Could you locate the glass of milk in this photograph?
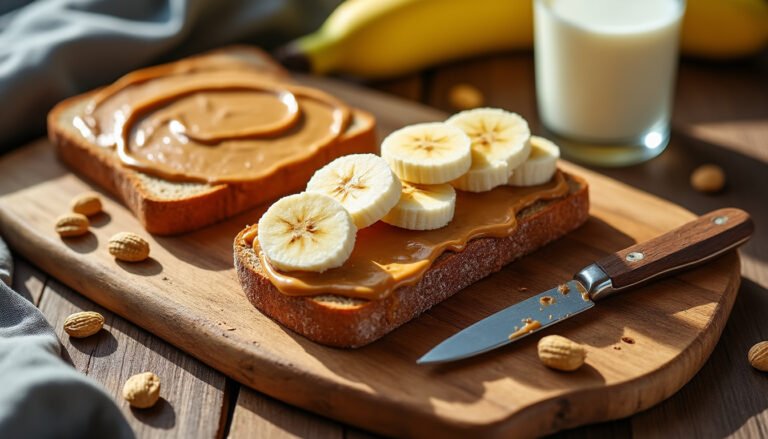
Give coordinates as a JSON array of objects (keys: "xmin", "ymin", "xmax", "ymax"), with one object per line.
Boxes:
[{"xmin": 534, "ymin": 0, "xmax": 685, "ymax": 166}]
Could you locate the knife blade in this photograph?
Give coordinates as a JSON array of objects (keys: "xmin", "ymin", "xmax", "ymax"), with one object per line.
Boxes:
[{"xmin": 417, "ymin": 208, "xmax": 753, "ymax": 365}]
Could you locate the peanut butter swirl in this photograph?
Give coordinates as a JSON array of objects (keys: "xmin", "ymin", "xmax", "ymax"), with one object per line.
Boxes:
[
  {"xmin": 250, "ymin": 171, "xmax": 571, "ymax": 301},
  {"xmin": 71, "ymin": 56, "xmax": 352, "ymax": 184}
]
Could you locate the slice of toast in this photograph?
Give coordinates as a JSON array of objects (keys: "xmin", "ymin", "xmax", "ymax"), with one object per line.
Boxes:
[
  {"xmin": 234, "ymin": 172, "xmax": 589, "ymax": 348},
  {"xmin": 47, "ymin": 47, "xmax": 377, "ymax": 235}
]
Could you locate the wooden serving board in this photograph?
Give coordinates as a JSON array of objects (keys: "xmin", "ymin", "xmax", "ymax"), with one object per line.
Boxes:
[{"xmin": 0, "ymin": 76, "xmax": 741, "ymax": 438}]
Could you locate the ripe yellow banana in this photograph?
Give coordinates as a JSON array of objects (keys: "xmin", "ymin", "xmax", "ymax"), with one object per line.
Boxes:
[
  {"xmin": 278, "ymin": 0, "xmax": 533, "ymax": 79},
  {"xmin": 681, "ymin": 0, "xmax": 768, "ymax": 59},
  {"xmin": 278, "ymin": 0, "xmax": 768, "ymax": 79}
]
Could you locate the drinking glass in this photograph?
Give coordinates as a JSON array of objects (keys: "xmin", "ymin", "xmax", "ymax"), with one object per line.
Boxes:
[{"xmin": 534, "ymin": 0, "xmax": 686, "ymax": 166}]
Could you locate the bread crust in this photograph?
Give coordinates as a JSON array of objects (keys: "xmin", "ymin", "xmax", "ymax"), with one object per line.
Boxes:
[
  {"xmin": 234, "ymin": 173, "xmax": 589, "ymax": 347},
  {"xmin": 47, "ymin": 47, "xmax": 377, "ymax": 235}
]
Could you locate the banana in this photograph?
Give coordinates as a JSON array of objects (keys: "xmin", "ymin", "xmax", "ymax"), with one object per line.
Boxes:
[
  {"xmin": 450, "ymin": 159, "xmax": 509, "ymax": 193},
  {"xmin": 381, "ymin": 122, "xmax": 471, "ymax": 185},
  {"xmin": 446, "ymin": 108, "xmax": 531, "ymax": 192},
  {"xmin": 257, "ymin": 192, "xmax": 356, "ymax": 273},
  {"xmin": 277, "ymin": 0, "xmax": 533, "ymax": 79},
  {"xmin": 508, "ymin": 136, "xmax": 560, "ymax": 187},
  {"xmin": 381, "ymin": 181, "xmax": 456, "ymax": 230},
  {"xmin": 277, "ymin": 0, "xmax": 768, "ymax": 80},
  {"xmin": 306, "ymin": 154, "xmax": 402, "ymax": 229},
  {"xmin": 681, "ymin": 0, "xmax": 768, "ymax": 59}
]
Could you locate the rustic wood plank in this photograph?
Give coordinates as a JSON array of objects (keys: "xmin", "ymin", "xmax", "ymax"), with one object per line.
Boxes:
[
  {"xmin": 673, "ymin": 54, "xmax": 768, "ymax": 164},
  {"xmin": 345, "ymin": 427, "xmax": 382, "ymax": 439},
  {"xmin": 10, "ymin": 255, "xmax": 46, "ymax": 305},
  {"xmin": 367, "ymin": 74, "xmax": 424, "ymax": 102},
  {"xmin": 228, "ymin": 387, "xmax": 343, "ymax": 439},
  {"xmin": 37, "ymin": 278, "xmax": 227, "ymax": 439},
  {"xmin": 550, "ymin": 420, "xmax": 632, "ymax": 439},
  {"xmin": 422, "ymin": 55, "xmax": 540, "ymax": 128}
]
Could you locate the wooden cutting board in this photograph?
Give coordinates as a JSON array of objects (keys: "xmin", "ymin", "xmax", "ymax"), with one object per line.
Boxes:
[{"xmin": 0, "ymin": 76, "xmax": 741, "ymax": 438}]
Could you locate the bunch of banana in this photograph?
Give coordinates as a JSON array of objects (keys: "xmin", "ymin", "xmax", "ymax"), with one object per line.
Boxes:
[
  {"xmin": 258, "ymin": 110, "xmax": 561, "ymax": 273},
  {"xmin": 277, "ymin": 0, "xmax": 768, "ymax": 79}
]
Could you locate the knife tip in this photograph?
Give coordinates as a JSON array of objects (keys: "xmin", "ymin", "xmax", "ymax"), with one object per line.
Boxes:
[
  {"xmin": 416, "ymin": 351, "xmax": 451, "ymax": 365},
  {"xmin": 416, "ymin": 354, "xmax": 437, "ymax": 365}
]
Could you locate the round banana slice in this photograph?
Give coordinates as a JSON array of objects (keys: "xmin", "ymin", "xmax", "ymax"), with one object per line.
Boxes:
[
  {"xmin": 258, "ymin": 193, "xmax": 356, "ymax": 273},
  {"xmin": 306, "ymin": 154, "xmax": 402, "ymax": 229},
  {"xmin": 381, "ymin": 122, "xmax": 471, "ymax": 185},
  {"xmin": 381, "ymin": 181, "xmax": 456, "ymax": 231},
  {"xmin": 508, "ymin": 136, "xmax": 560, "ymax": 187},
  {"xmin": 446, "ymin": 108, "xmax": 532, "ymax": 192},
  {"xmin": 449, "ymin": 154, "xmax": 509, "ymax": 193}
]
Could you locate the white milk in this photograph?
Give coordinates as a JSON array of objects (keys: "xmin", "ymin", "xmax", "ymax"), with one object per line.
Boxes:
[{"xmin": 534, "ymin": 0, "xmax": 684, "ymax": 142}]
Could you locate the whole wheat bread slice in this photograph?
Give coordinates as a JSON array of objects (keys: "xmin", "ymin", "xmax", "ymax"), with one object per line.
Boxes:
[
  {"xmin": 47, "ymin": 47, "xmax": 377, "ymax": 235},
  {"xmin": 234, "ymin": 172, "xmax": 589, "ymax": 348}
]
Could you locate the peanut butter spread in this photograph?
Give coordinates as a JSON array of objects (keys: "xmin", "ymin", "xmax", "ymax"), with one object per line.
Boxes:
[
  {"xmin": 249, "ymin": 171, "xmax": 570, "ymax": 300},
  {"xmin": 71, "ymin": 56, "xmax": 352, "ymax": 183}
]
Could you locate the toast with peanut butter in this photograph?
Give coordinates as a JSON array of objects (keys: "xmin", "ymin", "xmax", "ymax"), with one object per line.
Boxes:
[
  {"xmin": 234, "ymin": 171, "xmax": 589, "ymax": 348},
  {"xmin": 48, "ymin": 47, "xmax": 376, "ymax": 235}
]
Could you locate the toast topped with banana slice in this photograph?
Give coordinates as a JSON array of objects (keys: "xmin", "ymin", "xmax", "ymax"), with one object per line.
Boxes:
[{"xmin": 235, "ymin": 109, "xmax": 589, "ymax": 347}]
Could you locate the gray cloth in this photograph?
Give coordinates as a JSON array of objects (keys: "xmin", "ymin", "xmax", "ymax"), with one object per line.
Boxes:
[
  {"xmin": 0, "ymin": 238, "xmax": 10, "ymax": 286},
  {"xmin": 0, "ymin": 237, "xmax": 134, "ymax": 438},
  {"xmin": 0, "ymin": 0, "xmax": 341, "ymax": 150}
]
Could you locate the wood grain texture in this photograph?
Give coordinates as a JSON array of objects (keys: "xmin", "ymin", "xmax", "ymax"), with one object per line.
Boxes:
[
  {"xmin": 11, "ymin": 256, "xmax": 46, "ymax": 305},
  {"xmin": 36, "ymin": 278, "xmax": 227, "ymax": 438},
  {"xmin": 597, "ymin": 208, "xmax": 753, "ymax": 289},
  {"xmin": 229, "ymin": 387, "xmax": 343, "ymax": 439},
  {"xmin": 0, "ymin": 75, "xmax": 743, "ymax": 437}
]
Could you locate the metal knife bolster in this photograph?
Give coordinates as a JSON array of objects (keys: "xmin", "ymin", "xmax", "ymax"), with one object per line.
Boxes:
[{"xmin": 574, "ymin": 263, "xmax": 615, "ymax": 301}]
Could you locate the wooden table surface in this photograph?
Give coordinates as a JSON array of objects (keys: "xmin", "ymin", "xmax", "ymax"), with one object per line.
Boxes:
[{"xmin": 7, "ymin": 51, "xmax": 768, "ymax": 438}]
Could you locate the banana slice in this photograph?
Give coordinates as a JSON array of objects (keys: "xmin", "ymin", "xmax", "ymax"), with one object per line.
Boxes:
[
  {"xmin": 446, "ymin": 108, "xmax": 532, "ymax": 192},
  {"xmin": 306, "ymin": 154, "xmax": 402, "ymax": 229},
  {"xmin": 258, "ymin": 192, "xmax": 356, "ymax": 273},
  {"xmin": 449, "ymin": 154, "xmax": 509, "ymax": 192},
  {"xmin": 381, "ymin": 181, "xmax": 456, "ymax": 230},
  {"xmin": 508, "ymin": 136, "xmax": 560, "ymax": 187},
  {"xmin": 381, "ymin": 122, "xmax": 471, "ymax": 184}
]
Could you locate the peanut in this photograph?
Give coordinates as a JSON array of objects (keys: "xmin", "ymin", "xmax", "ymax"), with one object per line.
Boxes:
[
  {"xmin": 109, "ymin": 232, "xmax": 150, "ymax": 262},
  {"xmin": 538, "ymin": 335, "xmax": 586, "ymax": 371},
  {"xmin": 449, "ymin": 83, "xmax": 484, "ymax": 110},
  {"xmin": 690, "ymin": 164, "xmax": 725, "ymax": 193},
  {"xmin": 122, "ymin": 372, "xmax": 161, "ymax": 409},
  {"xmin": 55, "ymin": 213, "xmax": 89, "ymax": 237},
  {"xmin": 71, "ymin": 192, "xmax": 103, "ymax": 216},
  {"xmin": 63, "ymin": 311, "xmax": 104, "ymax": 338},
  {"xmin": 748, "ymin": 341, "xmax": 768, "ymax": 372}
]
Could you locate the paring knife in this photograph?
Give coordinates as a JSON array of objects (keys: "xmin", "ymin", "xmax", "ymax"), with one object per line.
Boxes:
[{"xmin": 417, "ymin": 208, "xmax": 753, "ymax": 364}]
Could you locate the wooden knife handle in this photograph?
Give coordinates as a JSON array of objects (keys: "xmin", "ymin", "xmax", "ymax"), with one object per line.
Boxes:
[{"xmin": 596, "ymin": 208, "xmax": 753, "ymax": 290}]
